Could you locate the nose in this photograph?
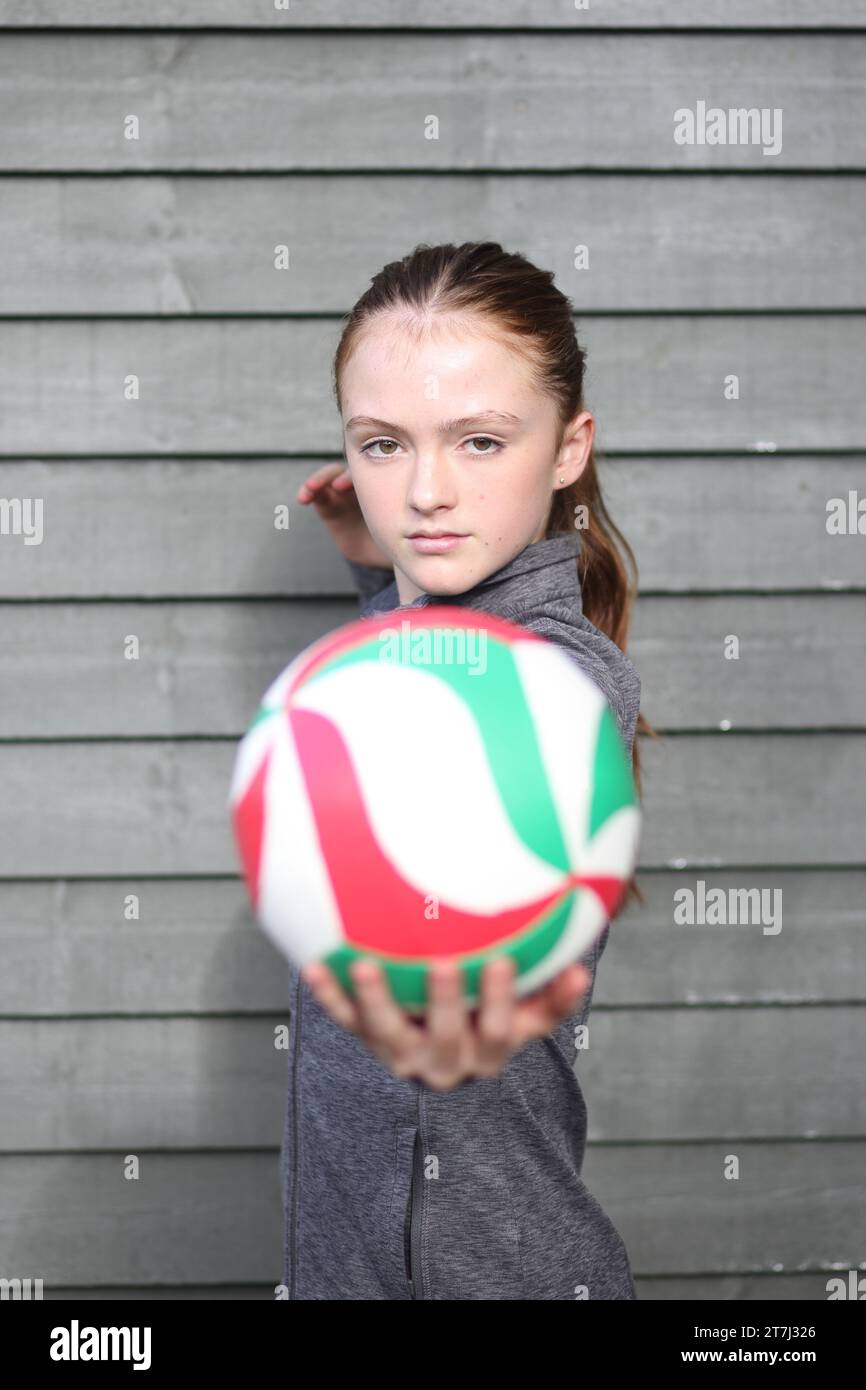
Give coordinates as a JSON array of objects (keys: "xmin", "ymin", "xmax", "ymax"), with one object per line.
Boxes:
[{"xmin": 405, "ymin": 447, "xmax": 459, "ymax": 515}]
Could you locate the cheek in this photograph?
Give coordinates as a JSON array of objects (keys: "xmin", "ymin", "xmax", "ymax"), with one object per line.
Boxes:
[{"xmin": 357, "ymin": 478, "xmax": 395, "ymax": 517}]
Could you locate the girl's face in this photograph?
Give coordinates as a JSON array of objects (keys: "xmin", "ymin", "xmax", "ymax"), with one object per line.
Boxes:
[{"xmin": 340, "ymin": 315, "xmax": 592, "ymax": 605}]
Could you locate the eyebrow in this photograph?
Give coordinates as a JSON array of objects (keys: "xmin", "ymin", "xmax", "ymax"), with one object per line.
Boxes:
[{"xmin": 344, "ymin": 411, "xmax": 522, "ymax": 434}]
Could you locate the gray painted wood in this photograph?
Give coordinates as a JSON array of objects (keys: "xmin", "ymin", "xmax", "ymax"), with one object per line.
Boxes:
[
  {"xmin": 0, "ymin": 879, "xmax": 287, "ymax": 1017},
  {"xmin": 44, "ymin": 1287, "xmax": 279, "ymax": 1299},
  {"xmin": 635, "ymin": 1274, "xmax": 858, "ymax": 1300},
  {"xmin": 0, "ymin": 35, "xmax": 862, "ymax": 172},
  {"xmin": 1, "ymin": 1010, "xmax": 861, "ymax": 1150},
  {"xmin": 604, "ymin": 871, "xmax": 866, "ymax": 1007},
  {"xmin": 2, "ymin": 1145, "xmax": 862, "ymax": 1281},
  {"xmin": 37, "ymin": 1274, "xmax": 850, "ymax": 1300},
  {"xmin": 581, "ymin": 1141, "xmax": 866, "ymax": 1276},
  {"xmin": 0, "ymin": 871, "xmax": 863, "ymax": 1018},
  {"xmin": 0, "ymin": 1153, "xmax": 282, "ymax": 1285},
  {"xmin": 0, "ymin": 1017, "xmax": 289, "ymax": 1150},
  {"xmin": 1, "ymin": 16, "xmax": 861, "ymax": 1300},
  {"xmin": 0, "ymin": 735, "xmax": 862, "ymax": 877},
  {"xmin": 580, "ymin": 1007, "xmax": 866, "ymax": 1141},
  {"xmin": 1, "ymin": 319, "xmax": 864, "ymax": 454},
  {"xmin": 628, "ymin": 596, "xmax": 866, "ymax": 730},
  {"xmin": 3, "ymin": 176, "xmax": 865, "ymax": 313},
  {"xmin": 1, "ymin": 1, "xmax": 862, "ymax": 28},
  {"xmin": 1, "ymin": 459, "xmax": 864, "ymax": 597},
  {"xmin": 0, "ymin": 599, "xmax": 358, "ymax": 737},
  {"xmin": 0, "ymin": 595, "xmax": 863, "ymax": 739}
]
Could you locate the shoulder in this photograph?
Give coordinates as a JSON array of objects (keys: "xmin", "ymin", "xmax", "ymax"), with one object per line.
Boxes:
[{"xmin": 345, "ymin": 559, "xmax": 397, "ymax": 614}]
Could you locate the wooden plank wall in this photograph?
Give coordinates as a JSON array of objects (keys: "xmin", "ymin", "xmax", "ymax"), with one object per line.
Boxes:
[{"xmin": 0, "ymin": 4, "xmax": 864, "ymax": 1301}]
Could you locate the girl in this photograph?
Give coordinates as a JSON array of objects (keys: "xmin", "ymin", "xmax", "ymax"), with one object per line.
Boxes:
[{"xmin": 283, "ymin": 241, "xmax": 651, "ymax": 1300}]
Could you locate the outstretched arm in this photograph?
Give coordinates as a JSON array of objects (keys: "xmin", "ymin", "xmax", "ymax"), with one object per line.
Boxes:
[{"xmin": 299, "ymin": 955, "xmax": 591, "ymax": 1092}]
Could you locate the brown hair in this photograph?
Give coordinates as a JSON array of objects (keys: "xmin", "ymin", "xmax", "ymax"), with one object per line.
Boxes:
[{"xmin": 333, "ymin": 240, "xmax": 659, "ymax": 913}]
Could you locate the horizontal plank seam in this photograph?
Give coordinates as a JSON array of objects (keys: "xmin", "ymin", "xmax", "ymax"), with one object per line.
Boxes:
[
  {"xmin": 3, "ymin": 169, "xmax": 866, "ymax": 182},
  {"xmin": 2, "ymin": 1135, "xmax": 865, "ymax": 1156},
  {"xmin": 2, "ymin": 24, "xmax": 866, "ymax": 38},
  {"xmin": 2, "ymin": 998, "xmax": 866, "ymax": 1021}
]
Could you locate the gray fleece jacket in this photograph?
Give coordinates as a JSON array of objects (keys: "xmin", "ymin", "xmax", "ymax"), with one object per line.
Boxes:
[{"xmin": 278, "ymin": 532, "xmax": 642, "ymax": 1300}]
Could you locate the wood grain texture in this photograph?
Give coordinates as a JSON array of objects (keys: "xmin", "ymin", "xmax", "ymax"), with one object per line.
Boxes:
[
  {"xmin": 36, "ymin": 1274, "xmax": 851, "ymax": 1300},
  {"xmin": 0, "ymin": 34, "xmax": 862, "ymax": 171},
  {"xmin": 4, "ymin": 871, "xmax": 861, "ymax": 1017},
  {"xmin": 1, "ymin": 1, "xmax": 863, "ymax": 28},
  {"xmin": 2, "ymin": 459, "xmax": 864, "ymax": 597},
  {"xmin": 2, "ymin": 175, "xmax": 864, "ymax": 313},
  {"xmin": 1, "ymin": 1145, "xmax": 862, "ymax": 1282},
  {"xmin": 0, "ymin": 735, "xmax": 863, "ymax": 877},
  {"xmin": 0, "ymin": 595, "xmax": 863, "ymax": 739},
  {"xmin": 1, "ymin": 319, "xmax": 865, "ymax": 455},
  {"xmin": 0, "ymin": 1009, "xmax": 862, "ymax": 1149},
  {"xmin": 2, "ymin": 14, "xmax": 862, "ymax": 1300}
]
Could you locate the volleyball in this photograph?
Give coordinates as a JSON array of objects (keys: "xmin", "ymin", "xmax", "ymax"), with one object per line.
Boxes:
[{"xmin": 228, "ymin": 607, "xmax": 641, "ymax": 1013}]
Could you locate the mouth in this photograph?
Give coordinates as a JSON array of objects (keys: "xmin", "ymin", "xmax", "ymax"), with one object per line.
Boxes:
[{"xmin": 406, "ymin": 532, "xmax": 469, "ymax": 554}]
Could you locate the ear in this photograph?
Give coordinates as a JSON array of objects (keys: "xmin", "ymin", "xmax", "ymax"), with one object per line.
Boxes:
[{"xmin": 555, "ymin": 410, "xmax": 594, "ymax": 488}]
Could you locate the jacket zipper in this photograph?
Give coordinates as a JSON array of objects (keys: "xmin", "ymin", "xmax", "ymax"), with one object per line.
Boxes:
[
  {"xmin": 403, "ymin": 1138, "xmax": 416, "ymax": 1283},
  {"xmin": 405, "ymin": 1086, "xmax": 426, "ymax": 1299},
  {"xmin": 293, "ymin": 976, "xmax": 425, "ymax": 1300},
  {"xmin": 288, "ymin": 969, "xmax": 303, "ymax": 1300}
]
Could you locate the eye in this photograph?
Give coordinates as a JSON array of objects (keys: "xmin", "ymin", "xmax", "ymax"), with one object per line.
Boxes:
[
  {"xmin": 360, "ymin": 437, "xmax": 401, "ymax": 458},
  {"xmin": 464, "ymin": 436, "xmax": 502, "ymax": 455},
  {"xmin": 359, "ymin": 434, "xmax": 503, "ymax": 459}
]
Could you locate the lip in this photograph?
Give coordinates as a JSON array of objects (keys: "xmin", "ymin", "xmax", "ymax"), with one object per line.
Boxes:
[{"xmin": 407, "ymin": 532, "xmax": 469, "ymax": 554}]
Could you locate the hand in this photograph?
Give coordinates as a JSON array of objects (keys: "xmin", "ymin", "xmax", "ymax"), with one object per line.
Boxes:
[
  {"xmin": 296, "ymin": 463, "xmax": 393, "ymax": 569},
  {"xmin": 299, "ymin": 955, "xmax": 592, "ymax": 1091}
]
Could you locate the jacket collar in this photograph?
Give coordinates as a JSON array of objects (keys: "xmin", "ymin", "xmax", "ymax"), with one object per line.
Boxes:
[{"xmin": 362, "ymin": 531, "xmax": 583, "ymax": 618}]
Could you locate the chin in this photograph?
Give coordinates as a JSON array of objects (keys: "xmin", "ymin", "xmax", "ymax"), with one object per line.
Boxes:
[{"xmin": 410, "ymin": 566, "xmax": 473, "ymax": 598}]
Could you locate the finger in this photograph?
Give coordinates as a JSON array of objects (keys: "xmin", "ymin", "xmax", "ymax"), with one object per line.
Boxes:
[
  {"xmin": 425, "ymin": 959, "xmax": 468, "ymax": 1077},
  {"xmin": 300, "ymin": 962, "xmax": 360, "ymax": 1032},
  {"xmin": 296, "ymin": 463, "xmax": 349, "ymax": 501},
  {"xmin": 545, "ymin": 963, "xmax": 591, "ymax": 1017},
  {"xmin": 474, "ymin": 956, "xmax": 517, "ymax": 1073},
  {"xmin": 349, "ymin": 959, "xmax": 418, "ymax": 1059},
  {"xmin": 511, "ymin": 964, "xmax": 590, "ymax": 1049}
]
